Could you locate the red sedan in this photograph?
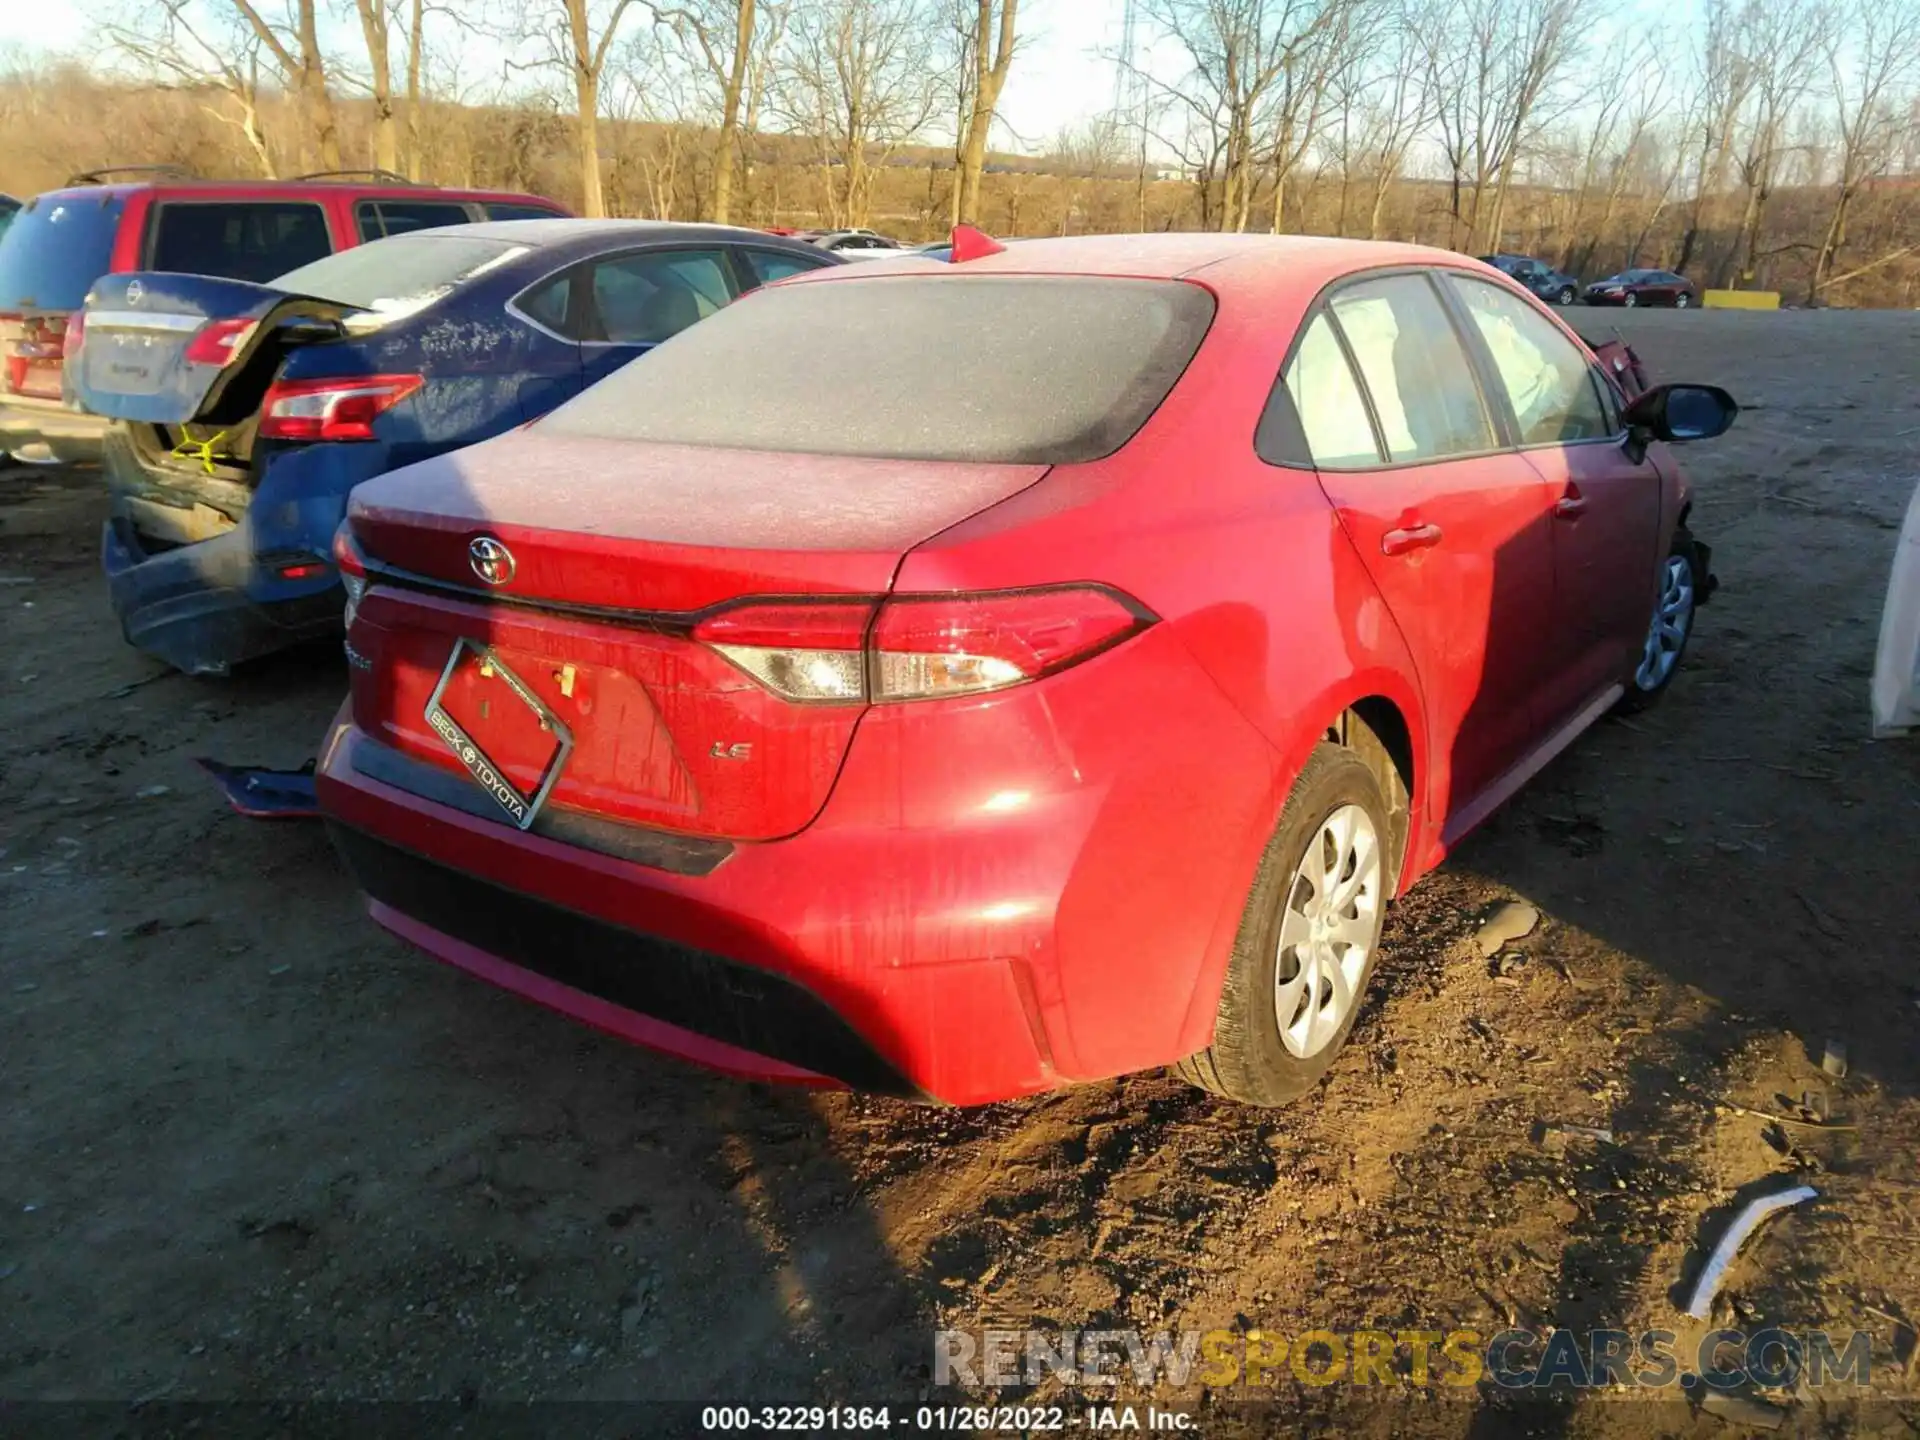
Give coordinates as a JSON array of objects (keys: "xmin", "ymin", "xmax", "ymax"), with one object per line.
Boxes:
[{"xmin": 318, "ymin": 232, "xmax": 1734, "ymax": 1106}]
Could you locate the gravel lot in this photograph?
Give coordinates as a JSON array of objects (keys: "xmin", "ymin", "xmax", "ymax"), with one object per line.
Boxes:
[{"xmin": 3, "ymin": 308, "xmax": 1918, "ymax": 1436}]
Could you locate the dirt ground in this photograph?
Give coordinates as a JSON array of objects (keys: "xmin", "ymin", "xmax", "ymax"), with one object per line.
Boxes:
[{"xmin": 3, "ymin": 309, "xmax": 1919, "ymax": 1437}]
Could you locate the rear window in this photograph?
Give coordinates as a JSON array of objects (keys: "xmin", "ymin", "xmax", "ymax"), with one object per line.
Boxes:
[
  {"xmin": 540, "ymin": 275, "xmax": 1216, "ymax": 464},
  {"xmin": 0, "ymin": 193, "xmax": 123, "ymax": 311},
  {"xmin": 150, "ymin": 202, "xmax": 332, "ymax": 282},
  {"xmin": 271, "ymin": 233, "xmax": 527, "ymax": 312}
]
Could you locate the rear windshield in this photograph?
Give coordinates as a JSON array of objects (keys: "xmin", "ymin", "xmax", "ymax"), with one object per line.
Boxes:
[
  {"xmin": 0, "ymin": 193, "xmax": 122, "ymax": 312},
  {"xmin": 271, "ymin": 233, "xmax": 527, "ymax": 313},
  {"xmin": 540, "ymin": 274, "xmax": 1217, "ymax": 464}
]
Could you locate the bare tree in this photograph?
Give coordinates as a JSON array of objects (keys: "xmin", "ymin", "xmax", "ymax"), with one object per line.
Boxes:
[
  {"xmin": 646, "ymin": 0, "xmax": 765, "ymax": 222},
  {"xmin": 1809, "ymin": 0, "xmax": 1920, "ymax": 297},
  {"xmin": 1424, "ymin": 0, "xmax": 1595, "ymax": 253},
  {"xmin": 102, "ymin": 1, "xmax": 278, "ymax": 175},
  {"xmin": 519, "ymin": 0, "xmax": 640, "ymax": 215},
  {"xmin": 1724, "ymin": 0, "xmax": 1825, "ymax": 287},
  {"xmin": 353, "ymin": 0, "xmax": 400, "ymax": 172},
  {"xmin": 953, "ymin": 0, "xmax": 1019, "ymax": 223},
  {"xmin": 778, "ymin": 0, "xmax": 938, "ymax": 228},
  {"xmin": 1144, "ymin": 0, "xmax": 1349, "ymax": 233}
]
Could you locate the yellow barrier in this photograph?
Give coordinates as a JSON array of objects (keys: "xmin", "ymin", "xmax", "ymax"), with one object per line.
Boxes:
[{"xmin": 1702, "ymin": 289, "xmax": 1781, "ymax": 310}]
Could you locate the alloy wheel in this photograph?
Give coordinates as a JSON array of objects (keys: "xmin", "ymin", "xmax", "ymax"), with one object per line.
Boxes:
[
  {"xmin": 1635, "ymin": 552, "xmax": 1695, "ymax": 691},
  {"xmin": 1274, "ymin": 803, "xmax": 1383, "ymax": 1058}
]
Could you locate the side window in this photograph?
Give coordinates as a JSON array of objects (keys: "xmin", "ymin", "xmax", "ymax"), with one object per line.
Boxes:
[
  {"xmin": 1449, "ymin": 276, "xmax": 1610, "ymax": 445},
  {"xmin": 356, "ymin": 201, "xmax": 475, "ymax": 240},
  {"xmin": 150, "ymin": 202, "xmax": 333, "ymax": 282},
  {"xmin": 742, "ymin": 248, "xmax": 831, "ymax": 287},
  {"xmin": 1281, "ymin": 313, "xmax": 1381, "ymax": 468},
  {"xmin": 486, "ymin": 202, "xmax": 561, "ymax": 221},
  {"xmin": 1328, "ymin": 274, "xmax": 1498, "ymax": 463},
  {"xmin": 584, "ymin": 249, "xmax": 736, "ymax": 345},
  {"xmin": 515, "ymin": 272, "xmax": 574, "ymax": 338}
]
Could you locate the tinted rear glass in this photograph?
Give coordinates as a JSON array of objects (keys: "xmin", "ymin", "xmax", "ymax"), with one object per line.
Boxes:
[
  {"xmin": 487, "ymin": 202, "xmax": 562, "ymax": 221},
  {"xmin": 150, "ymin": 202, "xmax": 332, "ymax": 282},
  {"xmin": 272, "ymin": 233, "xmax": 527, "ymax": 311},
  {"xmin": 0, "ymin": 193, "xmax": 122, "ymax": 311},
  {"xmin": 541, "ymin": 275, "xmax": 1216, "ymax": 464}
]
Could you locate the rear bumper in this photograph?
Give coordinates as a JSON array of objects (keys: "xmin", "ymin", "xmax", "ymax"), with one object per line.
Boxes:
[
  {"xmin": 101, "ymin": 515, "xmax": 345, "ymax": 675},
  {"xmin": 0, "ymin": 394, "xmax": 108, "ymax": 464},
  {"xmin": 315, "ymin": 625, "xmax": 1283, "ymax": 1105}
]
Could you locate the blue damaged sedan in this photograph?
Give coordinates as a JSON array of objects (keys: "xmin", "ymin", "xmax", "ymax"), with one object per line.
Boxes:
[{"xmin": 70, "ymin": 219, "xmax": 838, "ymax": 675}]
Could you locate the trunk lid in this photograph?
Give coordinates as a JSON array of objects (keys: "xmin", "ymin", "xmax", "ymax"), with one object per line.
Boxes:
[
  {"xmin": 344, "ymin": 432, "xmax": 1049, "ymax": 841},
  {"xmin": 69, "ymin": 272, "xmax": 353, "ymax": 427}
]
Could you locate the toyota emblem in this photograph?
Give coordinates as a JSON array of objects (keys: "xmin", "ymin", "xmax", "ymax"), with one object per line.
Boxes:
[
  {"xmin": 125, "ymin": 278, "xmax": 144, "ymax": 305},
  {"xmin": 468, "ymin": 535, "xmax": 515, "ymax": 586}
]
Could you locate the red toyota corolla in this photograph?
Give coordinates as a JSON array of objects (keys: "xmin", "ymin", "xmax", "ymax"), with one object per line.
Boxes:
[{"xmin": 317, "ymin": 232, "xmax": 1734, "ymax": 1106}]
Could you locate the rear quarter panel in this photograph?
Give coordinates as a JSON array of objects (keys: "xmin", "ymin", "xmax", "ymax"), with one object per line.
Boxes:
[{"xmin": 890, "ymin": 261, "xmax": 1434, "ymax": 1073}]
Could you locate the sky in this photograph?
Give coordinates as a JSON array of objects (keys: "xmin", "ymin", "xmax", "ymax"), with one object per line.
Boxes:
[{"xmin": 0, "ymin": 0, "xmax": 1133, "ymax": 153}]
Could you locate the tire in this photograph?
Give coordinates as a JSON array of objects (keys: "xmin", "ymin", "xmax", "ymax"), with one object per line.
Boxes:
[
  {"xmin": 1557, "ymin": 286, "xmax": 1576, "ymax": 306},
  {"xmin": 1176, "ymin": 743, "xmax": 1392, "ymax": 1107},
  {"xmin": 1674, "ymin": 292, "xmax": 1691, "ymax": 309},
  {"xmin": 1623, "ymin": 291, "xmax": 1639, "ymax": 308},
  {"xmin": 1618, "ymin": 526, "xmax": 1701, "ymax": 711}
]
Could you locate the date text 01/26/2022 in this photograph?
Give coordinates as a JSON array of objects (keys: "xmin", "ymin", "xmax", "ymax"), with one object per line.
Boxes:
[{"xmin": 700, "ymin": 1405, "xmax": 1195, "ymax": 1432}]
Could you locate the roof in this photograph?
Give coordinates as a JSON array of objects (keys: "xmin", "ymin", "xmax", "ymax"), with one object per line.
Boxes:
[
  {"xmin": 796, "ymin": 232, "xmax": 1473, "ymax": 294},
  {"xmin": 440, "ymin": 218, "xmax": 797, "ymax": 247},
  {"xmin": 23, "ymin": 179, "xmax": 563, "ymax": 206}
]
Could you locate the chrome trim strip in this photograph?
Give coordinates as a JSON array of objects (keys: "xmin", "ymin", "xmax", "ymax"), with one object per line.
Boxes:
[{"xmin": 85, "ymin": 310, "xmax": 205, "ymax": 333}]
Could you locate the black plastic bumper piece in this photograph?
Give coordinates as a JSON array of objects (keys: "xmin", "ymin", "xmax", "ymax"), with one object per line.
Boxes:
[{"xmin": 327, "ymin": 823, "xmax": 926, "ymax": 1099}]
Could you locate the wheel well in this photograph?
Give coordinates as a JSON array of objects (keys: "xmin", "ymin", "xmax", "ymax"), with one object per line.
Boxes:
[{"xmin": 1325, "ymin": 698, "xmax": 1415, "ymax": 883}]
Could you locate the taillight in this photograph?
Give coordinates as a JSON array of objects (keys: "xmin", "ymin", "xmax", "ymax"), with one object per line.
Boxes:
[
  {"xmin": 184, "ymin": 316, "xmax": 259, "ymax": 367},
  {"xmin": 693, "ymin": 586, "xmax": 1154, "ymax": 704},
  {"xmin": 258, "ymin": 374, "xmax": 424, "ymax": 442},
  {"xmin": 871, "ymin": 588, "xmax": 1151, "ymax": 700},
  {"xmin": 692, "ymin": 600, "xmax": 875, "ymax": 703},
  {"xmin": 333, "ymin": 526, "xmax": 368, "ymax": 626}
]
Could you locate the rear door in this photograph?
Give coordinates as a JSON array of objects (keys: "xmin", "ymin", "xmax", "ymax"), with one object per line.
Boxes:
[
  {"xmin": 1446, "ymin": 273, "xmax": 1660, "ymax": 723},
  {"xmin": 1288, "ymin": 271, "xmax": 1559, "ymax": 831},
  {"xmin": 504, "ymin": 264, "xmax": 586, "ymax": 420},
  {"xmin": 575, "ymin": 247, "xmax": 740, "ymax": 388}
]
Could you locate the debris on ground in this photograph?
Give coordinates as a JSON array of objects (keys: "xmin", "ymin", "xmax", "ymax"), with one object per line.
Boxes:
[
  {"xmin": 1531, "ymin": 1121, "xmax": 1615, "ymax": 1152},
  {"xmin": 1683, "ymin": 1182, "xmax": 1819, "ymax": 1319},
  {"xmin": 1475, "ymin": 900, "xmax": 1540, "ymax": 957},
  {"xmin": 1821, "ymin": 1039, "xmax": 1849, "ymax": 1078},
  {"xmin": 195, "ymin": 758, "xmax": 321, "ymax": 818}
]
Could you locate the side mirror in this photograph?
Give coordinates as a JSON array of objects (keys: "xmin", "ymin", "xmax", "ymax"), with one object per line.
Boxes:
[{"xmin": 1622, "ymin": 384, "xmax": 1738, "ymax": 459}]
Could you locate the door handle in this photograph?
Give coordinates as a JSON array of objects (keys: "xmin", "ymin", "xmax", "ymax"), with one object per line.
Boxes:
[
  {"xmin": 1381, "ymin": 523, "xmax": 1443, "ymax": 556},
  {"xmin": 1554, "ymin": 494, "xmax": 1588, "ymax": 519}
]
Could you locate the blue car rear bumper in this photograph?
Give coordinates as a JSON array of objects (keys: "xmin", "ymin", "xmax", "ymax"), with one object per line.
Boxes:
[{"xmin": 99, "ymin": 430, "xmax": 389, "ymax": 676}]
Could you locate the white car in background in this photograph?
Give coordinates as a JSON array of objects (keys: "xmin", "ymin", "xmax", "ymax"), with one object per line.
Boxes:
[{"xmin": 811, "ymin": 229, "xmax": 909, "ymax": 260}]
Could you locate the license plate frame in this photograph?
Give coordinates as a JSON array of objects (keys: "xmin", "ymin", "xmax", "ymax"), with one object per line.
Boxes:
[{"xmin": 422, "ymin": 638, "xmax": 573, "ymax": 830}]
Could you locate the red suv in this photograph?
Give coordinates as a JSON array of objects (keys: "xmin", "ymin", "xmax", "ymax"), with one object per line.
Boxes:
[{"xmin": 0, "ymin": 167, "xmax": 566, "ymax": 464}]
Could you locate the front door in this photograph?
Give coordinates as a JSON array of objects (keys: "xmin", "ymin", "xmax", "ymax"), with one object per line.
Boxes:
[
  {"xmin": 1286, "ymin": 272, "xmax": 1560, "ymax": 831},
  {"xmin": 1444, "ymin": 274, "xmax": 1663, "ymax": 725}
]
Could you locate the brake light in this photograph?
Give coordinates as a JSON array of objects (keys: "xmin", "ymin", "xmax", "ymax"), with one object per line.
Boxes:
[
  {"xmin": 333, "ymin": 526, "xmax": 368, "ymax": 626},
  {"xmin": 258, "ymin": 374, "xmax": 424, "ymax": 442},
  {"xmin": 184, "ymin": 316, "xmax": 259, "ymax": 367},
  {"xmin": 693, "ymin": 587, "xmax": 1154, "ymax": 704},
  {"xmin": 692, "ymin": 600, "xmax": 875, "ymax": 703},
  {"xmin": 872, "ymin": 588, "xmax": 1150, "ymax": 700}
]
